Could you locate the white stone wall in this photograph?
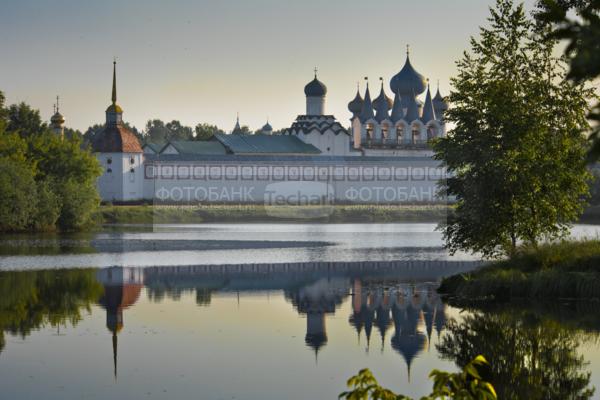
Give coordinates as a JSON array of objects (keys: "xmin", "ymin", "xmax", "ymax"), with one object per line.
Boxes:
[
  {"xmin": 96, "ymin": 152, "xmax": 123, "ymax": 202},
  {"xmin": 296, "ymin": 129, "xmax": 355, "ymax": 156},
  {"xmin": 96, "ymin": 152, "xmax": 144, "ymax": 202},
  {"xmin": 142, "ymin": 157, "xmax": 446, "ymax": 205}
]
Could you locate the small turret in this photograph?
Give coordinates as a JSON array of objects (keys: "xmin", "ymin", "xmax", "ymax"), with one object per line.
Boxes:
[
  {"xmin": 105, "ymin": 60, "xmax": 123, "ymax": 126},
  {"xmin": 421, "ymin": 81, "xmax": 436, "ymax": 123},
  {"xmin": 359, "ymin": 79, "xmax": 375, "ymax": 122},
  {"xmin": 50, "ymin": 95, "xmax": 65, "ymax": 138},
  {"xmin": 232, "ymin": 113, "xmax": 243, "ymax": 134},
  {"xmin": 391, "ymin": 90, "xmax": 404, "ymax": 122},
  {"xmin": 260, "ymin": 119, "xmax": 273, "ymax": 135},
  {"xmin": 432, "ymin": 81, "xmax": 449, "ymax": 121}
]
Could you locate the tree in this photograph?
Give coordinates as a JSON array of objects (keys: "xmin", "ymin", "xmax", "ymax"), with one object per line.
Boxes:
[
  {"xmin": 0, "ymin": 158, "xmax": 38, "ymax": 231},
  {"xmin": 6, "ymin": 102, "xmax": 47, "ymax": 137},
  {"xmin": 54, "ymin": 178, "xmax": 100, "ymax": 231},
  {"xmin": 537, "ymin": 0, "xmax": 600, "ymax": 160},
  {"xmin": 340, "ymin": 356, "xmax": 497, "ymax": 400},
  {"xmin": 144, "ymin": 119, "xmax": 171, "ymax": 143},
  {"xmin": 437, "ymin": 311, "xmax": 594, "ymax": 399},
  {"xmin": 165, "ymin": 120, "xmax": 193, "ymax": 141},
  {"xmin": 433, "ymin": 0, "xmax": 593, "ymax": 258},
  {"xmin": 194, "ymin": 123, "xmax": 224, "ymax": 140}
]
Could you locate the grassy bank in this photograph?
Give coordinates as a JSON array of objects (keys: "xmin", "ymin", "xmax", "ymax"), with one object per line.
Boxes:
[
  {"xmin": 97, "ymin": 204, "xmax": 451, "ymax": 224},
  {"xmin": 438, "ymin": 240, "xmax": 600, "ymax": 301}
]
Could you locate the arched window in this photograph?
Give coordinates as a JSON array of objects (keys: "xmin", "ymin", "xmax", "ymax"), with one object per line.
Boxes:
[
  {"xmin": 427, "ymin": 126, "xmax": 436, "ymax": 140},
  {"xmin": 130, "ymin": 157, "xmax": 135, "ymax": 165},
  {"xmin": 381, "ymin": 124, "xmax": 389, "ymax": 142},
  {"xmin": 107, "ymin": 158, "xmax": 112, "ymax": 165},
  {"xmin": 396, "ymin": 126, "xmax": 404, "ymax": 144},
  {"xmin": 412, "ymin": 126, "xmax": 421, "ymax": 144},
  {"xmin": 366, "ymin": 123, "xmax": 374, "ymax": 144}
]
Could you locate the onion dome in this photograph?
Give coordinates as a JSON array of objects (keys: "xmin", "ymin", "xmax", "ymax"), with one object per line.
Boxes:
[
  {"xmin": 374, "ymin": 83, "xmax": 390, "ymax": 122},
  {"xmin": 51, "ymin": 111, "xmax": 65, "ymax": 124},
  {"xmin": 390, "ymin": 47, "xmax": 427, "ymax": 97},
  {"xmin": 347, "ymin": 85, "xmax": 364, "ymax": 118},
  {"xmin": 304, "ymin": 69, "xmax": 327, "ymax": 97},
  {"xmin": 391, "ymin": 90, "xmax": 404, "ymax": 122},
  {"xmin": 261, "ymin": 120, "xmax": 273, "ymax": 133},
  {"xmin": 421, "ymin": 82, "xmax": 436, "ymax": 123},
  {"xmin": 359, "ymin": 81, "xmax": 375, "ymax": 122},
  {"xmin": 372, "ymin": 79, "xmax": 393, "ymax": 111},
  {"xmin": 50, "ymin": 96, "xmax": 65, "ymax": 124}
]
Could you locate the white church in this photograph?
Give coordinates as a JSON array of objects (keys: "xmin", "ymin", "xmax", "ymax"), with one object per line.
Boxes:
[{"xmin": 50, "ymin": 52, "xmax": 448, "ymax": 204}]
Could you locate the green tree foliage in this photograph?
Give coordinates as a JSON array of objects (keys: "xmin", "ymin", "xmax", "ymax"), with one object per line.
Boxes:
[
  {"xmin": 0, "ymin": 268, "xmax": 103, "ymax": 355},
  {"xmin": 0, "ymin": 90, "xmax": 102, "ymax": 232},
  {"xmin": 54, "ymin": 179, "xmax": 100, "ymax": 230},
  {"xmin": 340, "ymin": 356, "xmax": 496, "ymax": 400},
  {"xmin": 194, "ymin": 123, "xmax": 224, "ymax": 140},
  {"xmin": 433, "ymin": 0, "xmax": 593, "ymax": 257},
  {"xmin": 6, "ymin": 102, "xmax": 47, "ymax": 137},
  {"xmin": 538, "ymin": 0, "xmax": 600, "ymax": 160},
  {"xmin": 31, "ymin": 179, "xmax": 61, "ymax": 231},
  {"xmin": 437, "ymin": 311, "xmax": 594, "ymax": 399},
  {"xmin": 165, "ymin": 120, "xmax": 193, "ymax": 140},
  {"xmin": 0, "ymin": 158, "xmax": 38, "ymax": 231}
]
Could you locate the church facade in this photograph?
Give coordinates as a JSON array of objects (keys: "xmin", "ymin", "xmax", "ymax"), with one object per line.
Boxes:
[{"xmin": 87, "ymin": 54, "xmax": 448, "ymax": 205}]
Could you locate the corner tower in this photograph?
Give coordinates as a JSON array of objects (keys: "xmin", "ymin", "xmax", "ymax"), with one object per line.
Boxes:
[{"xmin": 92, "ymin": 61, "xmax": 144, "ymax": 203}]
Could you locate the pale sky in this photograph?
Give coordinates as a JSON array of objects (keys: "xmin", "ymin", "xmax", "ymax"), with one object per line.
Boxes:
[{"xmin": 0, "ymin": 0, "xmax": 537, "ymax": 133}]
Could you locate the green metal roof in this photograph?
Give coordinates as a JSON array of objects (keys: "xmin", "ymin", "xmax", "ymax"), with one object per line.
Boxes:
[
  {"xmin": 142, "ymin": 142, "xmax": 163, "ymax": 153},
  {"xmin": 213, "ymin": 133, "xmax": 321, "ymax": 155},
  {"xmin": 162, "ymin": 140, "xmax": 227, "ymax": 155}
]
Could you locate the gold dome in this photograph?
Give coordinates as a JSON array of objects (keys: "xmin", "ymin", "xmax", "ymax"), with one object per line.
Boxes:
[{"xmin": 106, "ymin": 104, "xmax": 123, "ymax": 114}]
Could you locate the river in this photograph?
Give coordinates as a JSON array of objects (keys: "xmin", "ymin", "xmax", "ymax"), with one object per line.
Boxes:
[{"xmin": 1, "ymin": 223, "xmax": 599, "ymax": 399}]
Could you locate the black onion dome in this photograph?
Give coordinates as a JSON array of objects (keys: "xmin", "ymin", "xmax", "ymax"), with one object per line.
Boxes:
[
  {"xmin": 304, "ymin": 76, "xmax": 327, "ymax": 97},
  {"xmin": 372, "ymin": 86, "xmax": 393, "ymax": 111},
  {"xmin": 347, "ymin": 90, "xmax": 364, "ymax": 116},
  {"xmin": 390, "ymin": 54, "xmax": 427, "ymax": 96}
]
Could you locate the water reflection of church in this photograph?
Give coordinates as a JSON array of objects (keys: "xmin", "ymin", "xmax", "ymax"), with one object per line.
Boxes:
[
  {"xmin": 349, "ymin": 279, "xmax": 446, "ymax": 379},
  {"xmin": 96, "ymin": 267, "xmax": 144, "ymax": 378},
  {"xmin": 94, "ymin": 261, "xmax": 475, "ymax": 378}
]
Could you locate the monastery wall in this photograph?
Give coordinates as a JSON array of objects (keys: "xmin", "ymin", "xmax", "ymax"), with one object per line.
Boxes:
[{"xmin": 142, "ymin": 156, "xmax": 447, "ymax": 205}]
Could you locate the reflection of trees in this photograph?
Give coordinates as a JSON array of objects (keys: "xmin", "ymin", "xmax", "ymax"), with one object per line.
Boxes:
[
  {"xmin": 0, "ymin": 268, "xmax": 103, "ymax": 354},
  {"xmin": 437, "ymin": 311, "xmax": 595, "ymax": 400}
]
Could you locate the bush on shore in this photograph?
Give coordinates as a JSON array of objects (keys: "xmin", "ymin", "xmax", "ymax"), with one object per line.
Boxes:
[{"xmin": 438, "ymin": 240, "xmax": 600, "ymax": 301}]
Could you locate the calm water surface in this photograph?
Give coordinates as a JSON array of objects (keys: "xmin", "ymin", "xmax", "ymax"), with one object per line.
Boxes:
[{"xmin": 1, "ymin": 223, "xmax": 600, "ymax": 399}]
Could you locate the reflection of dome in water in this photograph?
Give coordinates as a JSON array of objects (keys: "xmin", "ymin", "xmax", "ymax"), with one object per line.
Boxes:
[
  {"xmin": 391, "ymin": 303, "xmax": 428, "ymax": 381},
  {"xmin": 305, "ymin": 332, "xmax": 327, "ymax": 353}
]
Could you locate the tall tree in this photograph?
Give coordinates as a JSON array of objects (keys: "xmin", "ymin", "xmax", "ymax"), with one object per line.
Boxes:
[
  {"xmin": 538, "ymin": 0, "xmax": 600, "ymax": 160},
  {"xmin": 434, "ymin": 0, "xmax": 594, "ymax": 257}
]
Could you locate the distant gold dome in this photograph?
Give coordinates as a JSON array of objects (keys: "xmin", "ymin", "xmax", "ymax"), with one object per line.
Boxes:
[
  {"xmin": 51, "ymin": 112, "xmax": 65, "ymax": 124},
  {"xmin": 106, "ymin": 103, "xmax": 123, "ymax": 114}
]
